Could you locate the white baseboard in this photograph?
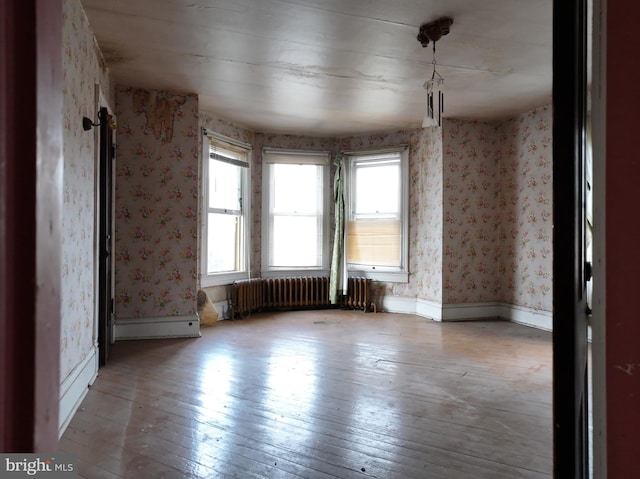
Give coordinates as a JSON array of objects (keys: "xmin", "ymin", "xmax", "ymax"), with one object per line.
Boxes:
[
  {"xmin": 502, "ymin": 303, "xmax": 552, "ymax": 331},
  {"xmin": 114, "ymin": 314, "xmax": 201, "ymax": 340},
  {"xmin": 380, "ymin": 295, "xmax": 552, "ymax": 331},
  {"xmin": 58, "ymin": 345, "xmax": 98, "ymax": 438},
  {"xmin": 416, "ymin": 298, "xmax": 443, "ymax": 320},
  {"xmin": 442, "ymin": 301, "xmax": 503, "ymax": 321},
  {"xmin": 381, "ymin": 295, "xmax": 418, "ymax": 315}
]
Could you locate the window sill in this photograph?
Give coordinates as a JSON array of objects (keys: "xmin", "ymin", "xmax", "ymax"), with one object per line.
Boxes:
[
  {"xmin": 261, "ymin": 269, "xmax": 330, "ymax": 278},
  {"xmin": 348, "ymin": 269, "xmax": 409, "ymax": 283},
  {"xmin": 201, "ymin": 272, "xmax": 250, "ymax": 287}
]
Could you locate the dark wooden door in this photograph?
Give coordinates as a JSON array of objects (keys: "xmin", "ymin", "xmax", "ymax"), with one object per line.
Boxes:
[
  {"xmin": 98, "ymin": 107, "xmax": 114, "ymax": 366},
  {"xmin": 552, "ymin": 0, "xmax": 590, "ymax": 476}
]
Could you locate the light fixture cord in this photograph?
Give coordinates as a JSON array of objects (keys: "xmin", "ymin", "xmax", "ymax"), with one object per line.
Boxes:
[{"xmin": 431, "ymin": 41, "xmax": 442, "ymax": 81}]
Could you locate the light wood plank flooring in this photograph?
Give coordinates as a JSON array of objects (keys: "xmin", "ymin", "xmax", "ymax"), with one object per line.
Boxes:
[{"xmin": 59, "ymin": 311, "xmax": 552, "ymax": 478}]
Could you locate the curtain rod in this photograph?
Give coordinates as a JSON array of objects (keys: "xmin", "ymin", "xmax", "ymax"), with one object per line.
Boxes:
[{"xmin": 341, "ymin": 144, "xmax": 408, "ymax": 156}]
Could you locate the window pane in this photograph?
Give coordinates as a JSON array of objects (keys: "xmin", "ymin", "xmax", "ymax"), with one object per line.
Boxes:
[
  {"xmin": 263, "ymin": 156, "xmax": 326, "ymax": 271},
  {"xmin": 272, "ymin": 215, "xmax": 321, "ymax": 267},
  {"xmin": 208, "ymin": 213, "xmax": 240, "ymax": 273},
  {"xmin": 272, "ymin": 164, "xmax": 320, "ymax": 214},
  {"xmin": 354, "ymin": 163, "xmax": 399, "ymax": 216},
  {"xmin": 209, "ymin": 159, "xmax": 240, "ymax": 210},
  {"xmin": 346, "ymin": 219, "xmax": 401, "ymax": 266},
  {"xmin": 347, "ymin": 151, "xmax": 406, "ymax": 272}
]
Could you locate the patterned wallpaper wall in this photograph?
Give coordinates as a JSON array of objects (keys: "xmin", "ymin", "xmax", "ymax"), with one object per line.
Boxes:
[
  {"xmin": 499, "ymin": 107, "xmax": 553, "ymax": 311},
  {"xmin": 200, "ymin": 113, "xmax": 255, "ymax": 145},
  {"xmin": 439, "ymin": 108, "xmax": 553, "ymax": 311},
  {"xmin": 61, "ymin": 0, "xmax": 112, "ymax": 382},
  {"xmin": 442, "ymin": 120, "xmax": 502, "ymax": 304},
  {"xmin": 200, "ymin": 113, "xmax": 551, "ymax": 312},
  {"xmin": 114, "ymin": 87, "xmax": 199, "ymax": 319},
  {"xmin": 408, "ymin": 127, "xmax": 444, "ymax": 303}
]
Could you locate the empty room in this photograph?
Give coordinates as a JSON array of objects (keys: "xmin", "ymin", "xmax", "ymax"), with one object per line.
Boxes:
[
  {"xmin": 7, "ymin": 0, "xmax": 640, "ymax": 478},
  {"xmin": 58, "ymin": 1, "xmax": 556, "ymax": 476}
]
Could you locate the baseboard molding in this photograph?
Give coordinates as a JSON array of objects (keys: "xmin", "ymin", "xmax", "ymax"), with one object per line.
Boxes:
[
  {"xmin": 416, "ymin": 298, "xmax": 443, "ymax": 320},
  {"xmin": 502, "ymin": 303, "xmax": 552, "ymax": 331},
  {"xmin": 442, "ymin": 301, "xmax": 503, "ymax": 321},
  {"xmin": 58, "ymin": 345, "xmax": 98, "ymax": 438},
  {"xmin": 114, "ymin": 314, "xmax": 201, "ymax": 340},
  {"xmin": 381, "ymin": 296, "xmax": 499, "ymax": 321},
  {"xmin": 379, "ymin": 296, "xmax": 552, "ymax": 331},
  {"xmin": 380, "ymin": 295, "xmax": 418, "ymax": 315}
]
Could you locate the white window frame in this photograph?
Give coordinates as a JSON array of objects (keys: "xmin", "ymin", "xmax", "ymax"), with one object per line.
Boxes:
[
  {"xmin": 200, "ymin": 130, "xmax": 251, "ymax": 287},
  {"xmin": 344, "ymin": 146, "xmax": 409, "ymax": 283},
  {"xmin": 261, "ymin": 148, "xmax": 331, "ymax": 277}
]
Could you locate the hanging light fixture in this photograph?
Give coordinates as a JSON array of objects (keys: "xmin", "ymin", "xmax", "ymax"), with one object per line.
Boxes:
[
  {"xmin": 417, "ymin": 17, "xmax": 453, "ymax": 127},
  {"xmin": 423, "ymin": 42, "xmax": 445, "ymax": 127}
]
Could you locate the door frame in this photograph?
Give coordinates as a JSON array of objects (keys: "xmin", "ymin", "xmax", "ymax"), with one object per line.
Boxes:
[
  {"xmin": 0, "ymin": 0, "xmax": 63, "ymax": 451},
  {"xmin": 589, "ymin": 0, "xmax": 606, "ymax": 476},
  {"xmin": 96, "ymin": 105, "xmax": 115, "ymax": 366},
  {"xmin": 552, "ymin": 0, "xmax": 591, "ymax": 476},
  {"xmin": 93, "ymin": 87, "xmax": 116, "ymax": 366}
]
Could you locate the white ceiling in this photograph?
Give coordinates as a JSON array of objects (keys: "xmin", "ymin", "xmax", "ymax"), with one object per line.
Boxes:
[{"xmin": 81, "ymin": 0, "xmax": 552, "ymax": 136}]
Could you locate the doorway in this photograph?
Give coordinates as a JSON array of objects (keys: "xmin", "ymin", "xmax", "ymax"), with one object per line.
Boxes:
[{"xmin": 96, "ymin": 106, "xmax": 115, "ymax": 366}]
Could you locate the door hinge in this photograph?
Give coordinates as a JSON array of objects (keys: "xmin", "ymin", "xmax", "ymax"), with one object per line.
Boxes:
[{"xmin": 585, "ymin": 261, "xmax": 592, "ymax": 282}]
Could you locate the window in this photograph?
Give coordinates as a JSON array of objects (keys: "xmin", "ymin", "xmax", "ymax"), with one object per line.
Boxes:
[
  {"xmin": 201, "ymin": 132, "xmax": 251, "ymax": 286},
  {"xmin": 262, "ymin": 149, "xmax": 330, "ymax": 275},
  {"xmin": 345, "ymin": 147, "xmax": 409, "ymax": 282}
]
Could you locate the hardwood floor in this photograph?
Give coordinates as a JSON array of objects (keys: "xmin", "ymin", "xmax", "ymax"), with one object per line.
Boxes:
[{"xmin": 59, "ymin": 311, "xmax": 553, "ymax": 478}]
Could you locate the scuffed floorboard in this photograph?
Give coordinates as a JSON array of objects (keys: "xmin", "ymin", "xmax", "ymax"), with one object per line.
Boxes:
[{"xmin": 59, "ymin": 310, "xmax": 552, "ymax": 478}]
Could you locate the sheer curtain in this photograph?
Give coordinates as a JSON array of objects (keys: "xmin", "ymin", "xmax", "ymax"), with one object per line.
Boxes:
[{"xmin": 329, "ymin": 154, "xmax": 347, "ymax": 303}]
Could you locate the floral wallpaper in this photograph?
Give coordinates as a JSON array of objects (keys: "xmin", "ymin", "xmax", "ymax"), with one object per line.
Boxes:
[
  {"xmin": 196, "ymin": 114, "xmax": 551, "ymax": 313},
  {"xmin": 114, "ymin": 87, "xmax": 199, "ymax": 319},
  {"xmin": 407, "ymin": 127, "xmax": 444, "ymax": 303},
  {"xmin": 199, "ymin": 113, "xmax": 255, "ymax": 145},
  {"xmin": 442, "ymin": 120, "xmax": 502, "ymax": 304},
  {"xmin": 438, "ymin": 108, "xmax": 553, "ymax": 311},
  {"xmin": 61, "ymin": 0, "xmax": 112, "ymax": 382},
  {"xmin": 499, "ymin": 107, "xmax": 553, "ymax": 311}
]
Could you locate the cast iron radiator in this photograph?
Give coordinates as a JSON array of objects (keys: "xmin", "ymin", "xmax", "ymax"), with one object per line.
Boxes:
[{"xmin": 231, "ymin": 277, "xmax": 371, "ymax": 318}]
